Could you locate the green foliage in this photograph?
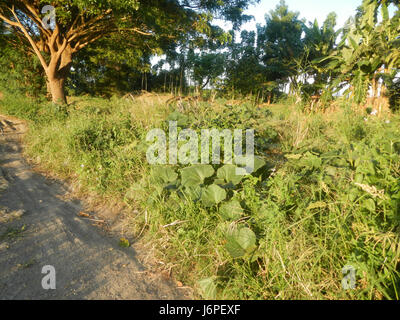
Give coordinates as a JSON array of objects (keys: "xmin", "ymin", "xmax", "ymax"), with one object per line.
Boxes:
[
  {"xmin": 0, "ymin": 37, "xmax": 46, "ymax": 98},
  {"xmin": 191, "ymin": 52, "xmax": 226, "ymax": 90},
  {"xmin": 257, "ymin": 0, "xmax": 305, "ymax": 87},
  {"xmin": 201, "ymin": 184, "xmax": 227, "ymax": 207},
  {"xmin": 217, "ymin": 165, "xmax": 243, "ymax": 186},
  {"xmin": 197, "ymin": 277, "xmax": 217, "ymax": 299},
  {"xmin": 180, "ymin": 165, "xmax": 215, "ymax": 188},
  {"xmin": 2, "ymin": 92, "xmax": 400, "ymax": 300},
  {"xmin": 1, "ymin": 0, "xmax": 400, "ymax": 302},
  {"xmin": 0, "ymin": 0, "xmax": 259, "ymax": 101},
  {"xmin": 219, "ymin": 200, "xmax": 244, "ymax": 221},
  {"xmin": 315, "ymin": 0, "xmax": 400, "ymax": 106},
  {"xmin": 151, "ymin": 166, "xmax": 178, "ymax": 185},
  {"xmin": 225, "ymin": 227, "xmax": 257, "ymax": 259}
]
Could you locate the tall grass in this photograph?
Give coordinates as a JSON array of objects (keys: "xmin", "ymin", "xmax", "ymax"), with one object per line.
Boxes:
[{"xmin": 1, "ymin": 89, "xmax": 399, "ymax": 300}]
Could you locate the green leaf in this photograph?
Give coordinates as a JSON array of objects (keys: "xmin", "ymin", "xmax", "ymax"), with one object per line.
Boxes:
[
  {"xmin": 355, "ymin": 173, "xmax": 364, "ymax": 184},
  {"xmin": 181, "ymin": 185, "xmax": 202, "ymax": 201},
  {"xmin": 254, "ymin": 157, "xmax": 267, "ymax": 172},
  {"xmin": 381, "ymin": 3, "xmax": 389, "ymax": 21},
  {"xmin": 363, "ymin": 198, "xmax": 376, "ymax": 212},
  {"xmin": 197, "ymin": 277, "xmax": 216, "ymax": 299},
  {"xmin": 358, "ymin": 60, "xmax": 372, "ymax": 74},
  {"xmin": 348, "ymin": 188, "xmax": 360, "ymax": 202},
  {"xmin": 180, "ymin": 165, "xmax": 214, "ymax": 187},
  {"xmin": 151, "ymin": 166, "xmax": 178, "ymax": 184},
  {"xmin": 201, "ymin": 184, "xmax": 227, "ymax": 207},
  {"xmin": 298, "ymin": 152, "xmax": 322, "ymax": 170},
  {"xmin": 213, "ymin": 178, "xmax": 226, "ymax": 186},
  {"xmin": 217, "ymin": 165, "xmax": 243, "ymax": 185},
  {"xmin": 225, "ymin": 227, "xmax": 257, "ymax": 259},
  {"xmin": 125, "ymin": 182, "xmax": 143, "ymax": 200},
  {"xmin": 235, "ymin": 156, "xmax": 266, "ymax": 173},
  {"xmin": 220, "ymin": 200, "xmax": 243, "ymax": 221},
  {"xmin": 349, "ymin": 36, "xmax": 359, "ymax": 50}
]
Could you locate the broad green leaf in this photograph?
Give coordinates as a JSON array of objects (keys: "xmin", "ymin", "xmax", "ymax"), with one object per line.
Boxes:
[
  {"xmin": 151, "ymin": 166, "xmax": 178, "ymax": 184},
  {"xmin": 217, "ymin": 165, "xmax": 243, "ymax": 185},
  {"xmin": 181, "ymin": 185, "xmax": 202, "ymax": 201},
  {"xmin": 180, "ymin": 165, "xmax": 214, "ymax": 187},
  {"xmin": 125, "ymin": 182, "xmax": 143, "ymax": 200},
  {"xmin": 201, "ymin": 184, "xmax": 227, "ymax": 207},
  {"xmin": 197, "ymin": 277, "xmax": 216, "ymax": 299},
  {"xmin": 220, "ymin": 200, "xmax": 243, "ymax": 221},
  {"xmin": 355, "ymin": 173, "xmax": 364, "ymax": 184},
  {"xmin": 213, "ymin": 178, "xmax": 226, "ymax": 186},
  {"xmin": 235, "ymin": 156, "xmax": 266, "ymax": 173},
  {"xmin": 225, "ymin": 227, "xmax": 257, "ymax": 259},
  {"xmin": 254, "ymin": 157, "xmax": 267, "ymax": 172},
  {"xmin": 348, "ymin": 188, "xmax": 360, "ymax": 202}
]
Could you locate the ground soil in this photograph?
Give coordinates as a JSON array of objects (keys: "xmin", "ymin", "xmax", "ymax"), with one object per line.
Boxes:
[{"xmin": 0, "ymin": 115, "xmax": 186, "ymax": 300}]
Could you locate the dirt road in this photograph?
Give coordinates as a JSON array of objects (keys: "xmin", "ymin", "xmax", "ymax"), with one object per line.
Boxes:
[{"xmin": 0, "ymin": 115, "xmax": 183, "ymax": 300}]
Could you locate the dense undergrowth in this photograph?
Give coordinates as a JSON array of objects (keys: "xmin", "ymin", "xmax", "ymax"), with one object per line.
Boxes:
[{"xmin": 0, "ymin": 90, "xmax": 399, "ymax": 300}]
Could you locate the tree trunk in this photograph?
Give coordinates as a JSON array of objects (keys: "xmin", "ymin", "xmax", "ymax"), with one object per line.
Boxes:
[
  {"xmin": 48, "ymin": 76, "xmax": 67, "ymax": 104},
  {"xmin": 46, "ymin": 49, "xmax": 73, "ymax": 105}
]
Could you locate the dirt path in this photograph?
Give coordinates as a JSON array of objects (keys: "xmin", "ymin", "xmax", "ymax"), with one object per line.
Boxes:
[{"xmin": 0, "ymin": 115, "xmax": 184, "ymax": 300}]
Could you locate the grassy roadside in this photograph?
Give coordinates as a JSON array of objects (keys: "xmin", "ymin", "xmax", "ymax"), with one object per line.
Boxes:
[{"xmin": 1, "ymin": 90, "xmax": 399, "ymax": 299}]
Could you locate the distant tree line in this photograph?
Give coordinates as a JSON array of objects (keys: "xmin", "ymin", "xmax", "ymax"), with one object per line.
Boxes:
[{"xmin": 1, "ymin": 0, "xmax": 399, "ymax": 109}]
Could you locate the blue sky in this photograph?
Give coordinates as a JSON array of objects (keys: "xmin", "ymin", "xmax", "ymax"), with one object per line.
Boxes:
[{"xmin": 229, "ymin": 0, "xmax": 364, "ymax": 31}]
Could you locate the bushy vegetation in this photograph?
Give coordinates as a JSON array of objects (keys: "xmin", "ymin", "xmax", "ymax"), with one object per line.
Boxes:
[
  {"xmin": 1, "ymin": 89, "xmax": 399, "ymax": 300},
  {"xmin": 1, "ymin": 0, "xmax": 399, "ymax": 301}
]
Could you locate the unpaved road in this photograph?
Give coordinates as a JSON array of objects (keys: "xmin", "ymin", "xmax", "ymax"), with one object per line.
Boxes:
[{"xmin": 0, "ymin": 115, "xmax": 183, "ymax": 300}]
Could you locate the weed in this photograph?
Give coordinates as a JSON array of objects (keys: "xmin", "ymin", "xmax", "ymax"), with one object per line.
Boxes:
[{"xmin": 0, "ymin": 225, "xmax": 26, "ymax": 242}]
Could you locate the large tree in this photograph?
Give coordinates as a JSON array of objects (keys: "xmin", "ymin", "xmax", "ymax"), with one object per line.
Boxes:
[
  {"xmin": 257, "ymin": 0, "xmax": 305, "ymax": 94},
  {"xmin": 0, "ymin": 0, "xmax": 257, "ymax": 104}
]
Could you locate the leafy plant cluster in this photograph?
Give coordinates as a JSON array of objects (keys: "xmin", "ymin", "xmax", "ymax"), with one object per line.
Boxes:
[
  {"xmin": 136, "ymin": 107, "xmax": 400, "ymax": 299},
  {"xmin": 1, "ymin": 90, "xmax": 400, "ymax": 300}
]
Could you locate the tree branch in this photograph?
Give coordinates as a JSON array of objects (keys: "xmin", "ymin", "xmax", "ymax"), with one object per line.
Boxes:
[
  {"xmin": 5, "ymin": 6, "xmax": 48, "ymax": 71},
  {"xmin": 21, "ymin": 1, "xmax": 52, "ymax": 38}
]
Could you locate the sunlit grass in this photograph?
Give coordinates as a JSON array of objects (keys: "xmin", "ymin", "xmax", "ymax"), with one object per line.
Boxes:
[{"xmin": 1, "ymin": 90, "xmax": 399, "ymax": 300}]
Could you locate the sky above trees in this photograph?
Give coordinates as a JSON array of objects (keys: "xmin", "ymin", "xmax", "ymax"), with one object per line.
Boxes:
[
  {"xmin": 215, "ymin": 0, "xmax": 398, "ymax": 40},
  {"xmin": 245, "ymin": 0, "xmax": 363, "ymax": 28}
]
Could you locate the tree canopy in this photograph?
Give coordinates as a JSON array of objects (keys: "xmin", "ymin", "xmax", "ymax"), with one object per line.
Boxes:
[
  {"xmin": 1, "ymin": 0, "xmax": 399, "ymax": 110},
  {"xmin": 0, "ymin": 0, "xmax": 258, "ymax": 103}
]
